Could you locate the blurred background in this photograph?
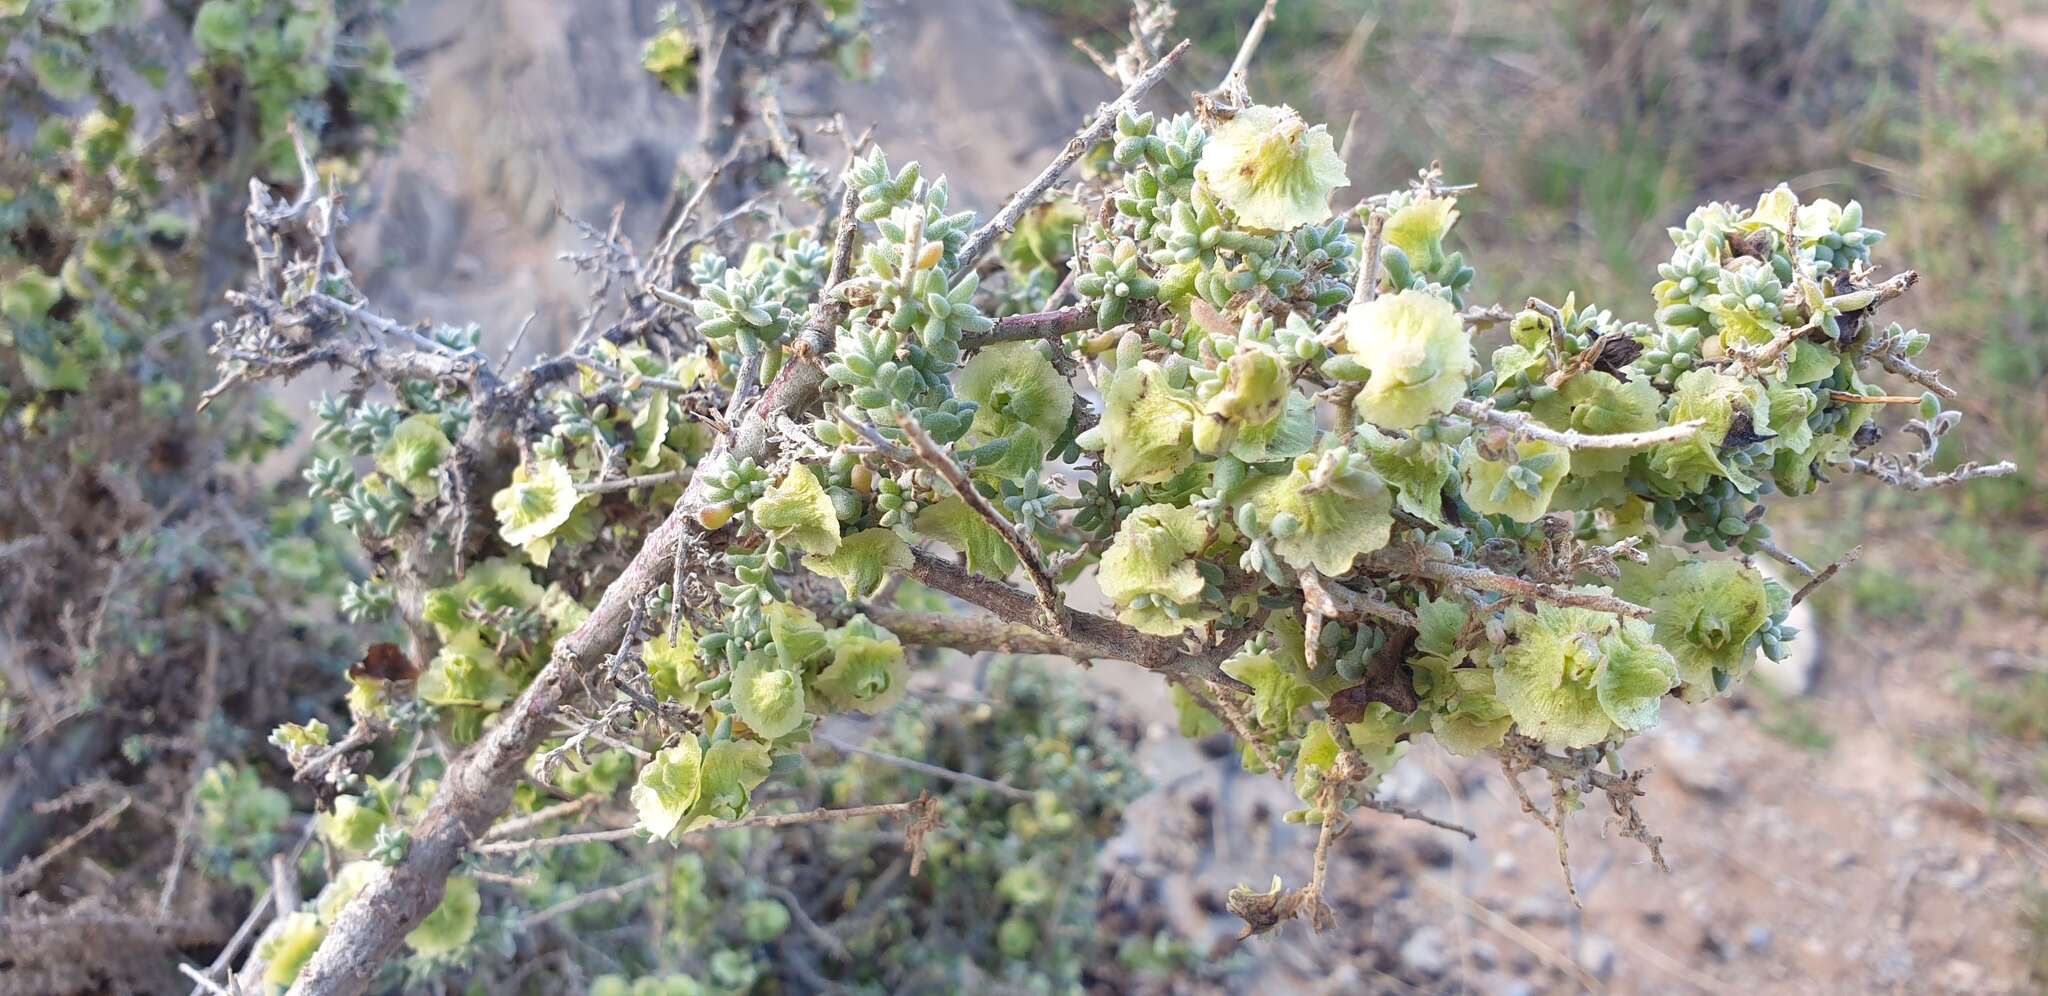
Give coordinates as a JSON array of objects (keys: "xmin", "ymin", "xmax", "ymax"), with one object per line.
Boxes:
[{"xmin": 4, "ymin": 0, "xmax": 2045, "ymax": 992}]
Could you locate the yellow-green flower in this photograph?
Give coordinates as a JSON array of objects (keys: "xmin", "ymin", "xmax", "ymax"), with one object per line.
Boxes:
[
  {"xmin": 316, "ymin": 861, "xmax": 382, "ymax": 923},
  {"xmin": 956, "ymin": 341, "xmax": 1074, "ymax": 482},
  {"xmin": 763, "ymin": 600, "xmax": 830, "ymax": 672},
  {"xmin": 1460, "ymin": 436, "xmax": 1570, "ymax": 523},
  {"xmin": 632, "ymin": 738, "xmax": 705, "ymax": 841},
  {"xmin": 492, "ymin": 458, "xmax": 579, "ymax": 548},
  {"xmin": 731, "ymin": 652, "xmax": 806, "ymax": 740},
  {"xmin": 690, "ymin": 738, "xmax": 772, "ymax": 827},
  {"xmin": 421, "ymin": 558, "xmax": 546, "ymax": 640},
  {"xmin": 1496, "ymin": 605, "xmax": 1677, "ymax": 749},
  {"xmin": 375, "ymin": 414, "xmax": 451, "ymax": 501},
  {"xmin": 318, "ymin": 794, "xmax": 387, "ymax": 854},
  {"xmin": 811, "ymin": 614, "xmax": 909, "ymax": 714},
  {"xmin": 645, "ymin": 623, "xmax": 705, "ymax": 707},
  {"xmin": 1085, "ymin": 359, "xmax": 1199, "ymax": 485},
  {"xmin": 803, "ymin": 527, "xmax": 911, "ymax": 599},
  {"xmin": 1382, "ymin": 195, "xmax": 1459, "ymax": 274},
  {"xmin": 1194, "ymin": 342, "xmax": 1291, "ymax": 457},
  {"xmin": 418, "ymin": 631, "xmax": 511, "ymax": 708},
  {"xmin": 1195, "ymin": 104, "xmax": 1349, "ymax": 231},
  {"xmin": 1237, "ymin": 452, "xmax": 1394, "ymax": 576},
  {"xmin": 1529, "ymin": 370, "xmax": 1661, "ymax": 476},
  {"xmin": 751, "ymin": 465, "xmax": 841, "ymax": 555},
  {"xmin": 1649, "ymin": 559, "xmax": 1772, "ymax": 699},
  {"xmin": 258, "ymin": 911, "xmax": 325, "ymax": 989},
  {"xmin": 1344, "ymin": 289, "xmax": 1474, "ymax": 430},
  {"xmin": 1097, "ymin": 503, "xmax": 1212, "ymax": 636},
  {"xmin": 404, "ymin": 875, "xmax": 480, "ymax": 957},
  {"xmin": 1645, "ymin": 368, "xmax": 1766, "ymax": 495},
  {"xmin": 914, "ymin": 496, "xmax": 1018, "ymax": 579}
]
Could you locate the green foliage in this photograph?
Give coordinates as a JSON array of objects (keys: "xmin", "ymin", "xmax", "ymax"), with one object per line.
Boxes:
[
  {"xmin": 405, "ymin": 875, "xmax": 482, "ymax": 957},
  {"xmin": 151, "ymin": 3, "xmax": 2021, "ymax": 988},
  {"xmin": 193, "ymin": 763, "xmax": 292, "ymax": 892}
]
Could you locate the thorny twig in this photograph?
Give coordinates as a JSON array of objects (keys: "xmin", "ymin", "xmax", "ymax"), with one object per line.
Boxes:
[
  {"xmin": 475, "ymin": 797, "xmax": 936, "ymax": 855},
  {"xmin": 891, "ymin": 411, "xmax": 1069, "ymax": 637},
  {"xmin": 959, "ymin": 304, "xmax": 1097, "ymax": 350},
  {"xmin": 479, "ymin": 795, "xmax": 607, "ymax": 843},
  {"xmin": 1754, "ymin": 537, "xmax": 1818, "ymax": 579},
  {"xmin": 521, "ymin": 872, "xmax": 660, "ymax": 930},
  {"xmin": 902, "ymin": 548, "xmax": 1252, "ymax": 690},
  {"xmin": 814, "ymin": 732, "xmax": 1033, "ymax": 801},
  {"xmin": 1361, "ymin": 796, "xmax": 1477, "ymax": 840},
  {"xmin": 1216, "ymin": 0, "xmax": 1277, "ymax": 94},
  {"xmin": 575, "ymin": 469, "xmax": 692, "ymax": 495},
  {"xmin": 1299, "ymin": 568, "xmax": 1419, "ymax": 630},
  {"xmin": 1792, "ymin": 545, "xmax": 1861, "ymax": 606},
  {"xmin": 1179, "ymin": 677, "xmax": 1286, "ymax": 780},
  {"xmin": 1366, "ymin": 544, "xmax": 1655, "ymax": 620},
  {"xmin": 1500, "ymin": 735, "xmax": 1667, "ymax": 900},
  {"xmin": 1453, "ymin": 398, "xmax": 1704, "ymax": 451},
  {"xmin": 0, "ymin": 795, "xmax": 132, "ymax": 894},
  {"xmin": 957, "ymin": 38, "xmax": 1193, "ymax": 266},
  {"xmin": 1846, "ymin": 408, "xmax": 2018, "ymax": 492}
]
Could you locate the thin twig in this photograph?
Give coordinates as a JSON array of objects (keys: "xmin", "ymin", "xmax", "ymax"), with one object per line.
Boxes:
[
  {"xmin": 815, "ymin": 733, "xmax": 1033, "ymax": 801},
  {"xmin": 1352, "ymin": 208, "xmax": 1386, "ymax": 306},
  {"xmin": 1847, "ymin": 456, "xmax": 2017, "ymax": 491},
  {"xmin": 1300, "ymin": 568, "xmax": 1419, "ymax": 629},
  {"xmin": 479, "ymin": 795, "xmax": 606, "ymax": 843},
  {"xmin": 1453, "ymin": 398, "xmax": 1704, "ymax": 451},
  {"xmin": 891, "ymin": 410, "xmax": 1068, "ymax": 636},
  {"xmin": 1753, "ymin": 538, "xmax": 1818, "ymax": 579},
  {"xmin": 178, "ymin": 964, "xmax": 236, "ymax": 996},
  {"xmin": 1218, "ymin": 0, "xmax": 1278, "ymax": 92},
  {"xmin": 522, "ymin": 872, "xmax": 660, "ymax": 930},
  {"xmin": 1362, "ymin": 796, "xmax": 1477, "ymax": 839},
  {"xmin": 1185, "ymin": 678, "xmax": 1287, "ymax": 780},
  {"xmin": 1792, "ymin": 545, "xmax": 1861, "ymax": 606},
  {"xmin": 0, "ymin": 795, "xmax": 132, "ymax": 893},
  {"xmin": 901, "ymin": 549, "xmax": 1252, "ymax": 691},
  {"xmin": 199, "ymin": 819, "xmax": 318, "ymax": 996},
  {"xmin": 957, "ymin": 39, "xmax": 1193, "ymax": 266},
  {"xmin": 497, "ymin": 311, "xmax": 539, "ymax": 374},
  {"xmin": 575, "ymin": 469, "xmax": 691, "ymax": 495},
  {"xmin": 959, "ymin": 305, "xmax": 1096, "ymax": 350},
  {"xmin": 1366, "ymin": 545, "xmax": 1654, "ymax": 619},
  {"xmin": 860, "ymin": 607, "xmax": 1075, "ymax": 657},
  {"xmin": 760, "ymin": 883, "xmax": 851, "ymax": 960},
  {"xmin": 476, "ymin": 799, "xmax": 931, "ymax": 855},
  {"xmin": 1864, "ymin": 335, "xmax": 1957, "ymax": 399},
  {"xmin": 1828, "ymin": 391, "xmax": 1926, "ymax": 405}
]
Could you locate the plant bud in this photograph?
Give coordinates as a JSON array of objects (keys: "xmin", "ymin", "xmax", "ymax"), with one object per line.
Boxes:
[{"xmin": 696, "ymin": 502, "xmax": 734, "ymax": 530}]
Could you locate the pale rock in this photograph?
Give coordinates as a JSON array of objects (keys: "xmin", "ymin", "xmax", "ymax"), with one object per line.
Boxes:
[{"xmin": 1399, "ymin": 925, "xmax": 1450, "ymax": 977}]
